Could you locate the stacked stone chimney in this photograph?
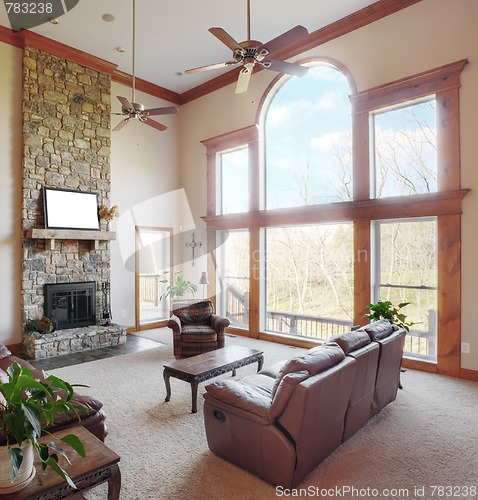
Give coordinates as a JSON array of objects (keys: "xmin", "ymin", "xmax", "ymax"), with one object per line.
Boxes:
[{"xmin": 21, "ymin": 46, "xmax": 112, "ymax": 327}]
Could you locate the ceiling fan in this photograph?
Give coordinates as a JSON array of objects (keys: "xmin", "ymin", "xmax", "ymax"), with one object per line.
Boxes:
[
  {"xmin": 113, "ymin": 0, "xmax": 178, "ymax": 132},
  {"xmin": 185, "ymin": 0, "xmax": 309, "ymax": 94}
]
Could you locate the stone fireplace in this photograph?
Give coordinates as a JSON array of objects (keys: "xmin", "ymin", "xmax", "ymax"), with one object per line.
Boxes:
[
  {"xmin": 44, "ymin": 281, "xmax": 96, "ymax": 330},
  {"xmin": 21, "ymin": 46, "xmax": 126, "ymax": 358}
]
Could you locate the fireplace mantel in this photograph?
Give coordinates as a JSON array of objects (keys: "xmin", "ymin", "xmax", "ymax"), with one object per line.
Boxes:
[{"xmin": 25, "ymin": 229, "xmax": 116, "ymax": 250}]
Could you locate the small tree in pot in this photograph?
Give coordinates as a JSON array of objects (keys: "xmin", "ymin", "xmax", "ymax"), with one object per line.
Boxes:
[
  {"xmin": 0, "ymin": 361, "xmax": 87, "ymax": 492},
  {"xmin": 161, "ymin": 272, "xmax": 198, "ymax": 300},
  {"xmin": 364, "ymin": 300, "xmax": 414, "ymax": 331}
]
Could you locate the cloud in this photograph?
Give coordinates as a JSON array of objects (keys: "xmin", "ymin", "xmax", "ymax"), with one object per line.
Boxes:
[
  {"xmin": 267, "ymin": 99, "xmax": 314, "ymax": 127},
  {"xmin": 310, "ymin": 131, "xmax": 350, "ymax": 151}
]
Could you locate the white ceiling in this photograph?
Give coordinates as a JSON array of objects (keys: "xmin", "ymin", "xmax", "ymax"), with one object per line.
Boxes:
[{"xmin": 0, "ymin": 0, "xmax": 378, "ymax": 95}]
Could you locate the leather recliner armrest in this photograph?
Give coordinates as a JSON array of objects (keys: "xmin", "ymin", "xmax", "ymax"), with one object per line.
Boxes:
[{"xmin": 205, "ymin": 379, "xmax": 273, "ymax": 423}]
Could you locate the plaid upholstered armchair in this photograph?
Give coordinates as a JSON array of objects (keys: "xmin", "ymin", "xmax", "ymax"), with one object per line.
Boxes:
[{"xmin": 167, "ymin": 300, "xmax": 230, "ymax": 359}]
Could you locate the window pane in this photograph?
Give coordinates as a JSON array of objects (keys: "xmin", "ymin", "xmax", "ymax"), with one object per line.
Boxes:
[
  {"xmin": 216, "ymin": 230, "xmax": 249, "ymax": 328},
  {"xmin": 265, "ymin": 65, "xmax": 352, "ymax": 209},
  {"xmin": 264, "ymin": 224, "xmax": 353, "ymax": 339},
  {"xmin": 373, "ymin": 218, "xmax": 437, "ymax": 362},
  {"xmin": 372, "ymin": 99, "xmax": 437, "ymax": 198},
  {"xmin": 217, "ymin": 147, "xmax": 249, "ymax": 214}
]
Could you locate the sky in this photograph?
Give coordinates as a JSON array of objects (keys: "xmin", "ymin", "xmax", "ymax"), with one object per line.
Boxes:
[{"xmin": 218, "ymin": 63, "xmax": 437, "ymax": 213}]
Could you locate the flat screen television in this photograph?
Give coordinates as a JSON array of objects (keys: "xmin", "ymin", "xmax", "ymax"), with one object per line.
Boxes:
[{"xmin": 43, "ymin": 187, "xmax": 100, "ymax": 230}]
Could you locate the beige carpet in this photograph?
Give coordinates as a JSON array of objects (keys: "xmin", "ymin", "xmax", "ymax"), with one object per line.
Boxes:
[{"xmin": 51, "ymin": 329, "xmax": 478, "ymax": 500}]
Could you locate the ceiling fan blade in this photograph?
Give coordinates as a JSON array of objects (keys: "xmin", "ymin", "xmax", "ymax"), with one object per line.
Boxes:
[
  {"xmin": 185, "ymin": 61, "xmax": 238, "ymax": 74},
  {"xmin": 261, "ymin": 25, "xmax": 309, "ymax": 55},
  {"xmin": 113, "ymin": 119, "xmax": 129, "ymax": 132},
  {"xmin": 143, "ymin": 117, "xmax": 167, "ymax": 132},
  {"xmin": 264, "ymin": 59, "xmax": 309, "ymax": 77},
  {"xmin": 235, "ymin": 67, "xmax": 252, "ymax": 94},
  {"xmin": 143, "ymin": 106, "xmax": 179, "ymax": 117},
  {"xmin": 209, "ymin": 28, "xmax": 243, "ymax": 52},
  {"xmin": 117, "ymin": 96, "xmax": 134, "ymax": 111}
]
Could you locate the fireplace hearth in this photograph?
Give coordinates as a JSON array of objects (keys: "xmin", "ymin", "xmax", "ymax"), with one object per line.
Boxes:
[{"xmin": 44, "ymin": 282, "xmax": 96, "ymax": 330}]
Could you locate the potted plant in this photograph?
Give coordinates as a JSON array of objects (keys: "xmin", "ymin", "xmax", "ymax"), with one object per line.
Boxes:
[
  {"xmin": 364, "ymin": 300, "xmax": 414, "ymax": 331},
  {"xmin": 161, "ymin": 272, "xmax": 198, "ymax": 300},
  {"xmin": 0, "ymin": 361, "xmax": 87, "ymax": 493}
]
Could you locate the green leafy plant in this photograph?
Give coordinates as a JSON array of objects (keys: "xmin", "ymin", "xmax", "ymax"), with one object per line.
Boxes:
[
  {"xmin": 161, "ymin": 272, "xmax": 198, "ymax": 299},
  {"xmin": 0, "ymin": 362, "xmax": 87, "ymax": 488},
  {"xmin": 364, "ymin": 300, "xmax": 414, "ymax": 331}
]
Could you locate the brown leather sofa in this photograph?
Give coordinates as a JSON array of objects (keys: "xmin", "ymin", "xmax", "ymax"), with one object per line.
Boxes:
[
  {"xmin": 0, "ymin": 343, "xmax": 107, "ymax": 442},
  {"xmin": 203, "ymin": 320, "xmax": 406, "ymax": 488}
]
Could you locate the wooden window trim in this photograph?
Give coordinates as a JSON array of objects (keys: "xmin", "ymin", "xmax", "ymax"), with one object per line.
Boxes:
[
  {"xmin": 351, "ymin": 59, "xmax": 469, "ymax": 377},
  {"xmin": 204, "ymin": 60, "xmax": 470, "ymax": 377}
]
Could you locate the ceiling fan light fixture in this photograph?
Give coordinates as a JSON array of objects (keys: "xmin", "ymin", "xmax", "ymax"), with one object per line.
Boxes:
[
  {"xmin": 185, "ymin": 0, "xmax": 309, "ymax": 93},
  {"xmin": 112, "ymin": 0, "xmax": 178, "ymax": 133}
]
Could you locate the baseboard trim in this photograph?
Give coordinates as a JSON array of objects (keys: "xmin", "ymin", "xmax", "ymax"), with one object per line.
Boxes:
[
  {"xmin": 402, "ymin": 358, "xmax": 437, "ymax": 373},
  {"xmin": 460, "ymin": 368, "xmax": 478, "ymax": 382}
]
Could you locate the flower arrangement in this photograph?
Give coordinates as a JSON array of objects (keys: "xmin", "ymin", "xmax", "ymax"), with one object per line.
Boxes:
[{"xmin": 98, "ymin": 204, "xmax": 119, "ymax": 222}]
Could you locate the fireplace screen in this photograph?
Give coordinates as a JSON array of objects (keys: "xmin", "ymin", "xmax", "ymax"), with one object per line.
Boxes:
[{"xmin": 44, "ymin": 282, "xmax": 96, "ymax": 330}]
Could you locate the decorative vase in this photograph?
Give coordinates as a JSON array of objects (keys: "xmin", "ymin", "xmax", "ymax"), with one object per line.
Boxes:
[{"xmin": 0, "ymin": 441, "xmax": 35, "ymax": 494}]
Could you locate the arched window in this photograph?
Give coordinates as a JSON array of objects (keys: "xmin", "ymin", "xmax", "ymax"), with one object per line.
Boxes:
[
  {"xmin": 263, "ymin": 63, "xmax": 353, "ymax": 209},
  {"xmin": 203, "ymin": 58, "xmax": 468, "ymax": 378}
]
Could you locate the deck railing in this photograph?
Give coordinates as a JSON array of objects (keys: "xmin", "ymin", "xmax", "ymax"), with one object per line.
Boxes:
[
  {"xmin": 139, "ymin": 274, "xmax": 163, "ymax": 306},
  {"xmin": 225, "ymin": 284, "xmax": 436, "ymax": 360}
]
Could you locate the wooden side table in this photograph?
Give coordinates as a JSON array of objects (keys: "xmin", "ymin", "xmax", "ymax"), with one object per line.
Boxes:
[{"xmin": 7, "ymin": 426, "xmax": 121, "ymax": 499}]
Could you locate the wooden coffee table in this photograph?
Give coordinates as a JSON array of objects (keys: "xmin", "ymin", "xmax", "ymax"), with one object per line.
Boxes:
[
  {"xmin": 8, "ymin": 426, "xmax": 121, "ymax": 499},
  {"xmin": 163, "ymin": 345, "xmax": 264, "ymax": 413}
]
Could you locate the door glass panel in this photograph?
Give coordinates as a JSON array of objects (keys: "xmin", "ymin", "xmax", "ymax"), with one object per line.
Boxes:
[
  {"xmin": 373, "ymin": 218, "xmax": 437, "ymax": 362},
  {"xmin": 216, "ymin": 230, "xmax": 249, "ymax": 328},
  {"xmin": 263, "ymin": 223, "xmax": 353, "ymax": 339},
  {"xmin": 136, "ymin": 227, "xmax": 172, "ymax": 326}
]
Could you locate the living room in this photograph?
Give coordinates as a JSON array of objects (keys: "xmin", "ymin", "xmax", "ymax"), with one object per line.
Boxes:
[{"xmin": 0, "ymin": 0, "xmax": 477, "ymax": 498}]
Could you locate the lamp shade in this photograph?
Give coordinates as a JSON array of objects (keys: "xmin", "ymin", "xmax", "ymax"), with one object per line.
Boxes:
[{"xmin": 199, "ymin": 272, "xmax": 209, "ymax": 285}]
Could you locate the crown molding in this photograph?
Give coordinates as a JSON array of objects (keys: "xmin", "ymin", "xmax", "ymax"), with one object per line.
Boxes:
[
  {"xmin": 0, "ymin": 26, "xmax": 118, "ymax": 75},
  {"xmin": 0, "ymin": 24, "xmax": 22, "ymax": 48},
  {"xmin": 180, "ymin": 0, "xmax": 424, "ymax": 104},
  {"xmin": 1, "ymin": 0, "xmax": 424, "ymax": 105},
  {"xmin": 112, "ymin": 70, "xmax": 181, "ymax": 106}
]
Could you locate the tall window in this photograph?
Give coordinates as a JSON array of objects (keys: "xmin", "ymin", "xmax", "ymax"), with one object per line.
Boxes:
[
  {"xmin": 371, "ymin": 98, "xmax": 437, "ymax": 198},
  {"xmin": 265, "ymin": 65, "xmax": 353, "ymax": 208},
  {"xmin": 204, "ymin": 58, "xmax": 467, "ymax": 377},
  {"xmin": 217, "ymin": 147, "xmax": 249, "ymax": 214},
  {"xmin": 216, "ymin": 229, "xmax": 250, "ymax": 328},
  {"xmin": 372, "ymin": 218, "xmax": 437, "ymax": 361},
  {"xmin": 264, "ymin": 223, "xmax": 353, "ymax": 339}
]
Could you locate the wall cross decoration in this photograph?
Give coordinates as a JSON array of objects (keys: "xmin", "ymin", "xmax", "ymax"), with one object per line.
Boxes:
[{"xmin": 186, "ymin": 232, "xmax": 202, "ymax": 266}]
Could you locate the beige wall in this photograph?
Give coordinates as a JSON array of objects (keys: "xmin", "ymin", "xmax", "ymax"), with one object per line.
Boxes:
[
  {"xmin": 178, "ymin": 0, "xmax": 478, "ymax": 371},
  {"xmin": 110, "ymin": 81, "xmax": 181, "ymax": 327},
  {"xmin": 0, "ymin": 43, "xmax": 23, "ymax": 345}
]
